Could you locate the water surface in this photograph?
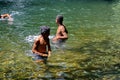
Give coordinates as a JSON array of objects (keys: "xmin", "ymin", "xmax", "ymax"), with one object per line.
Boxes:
[{"xmin": 0, "ymin": 0, "xmax": 120, "ymax": 79}]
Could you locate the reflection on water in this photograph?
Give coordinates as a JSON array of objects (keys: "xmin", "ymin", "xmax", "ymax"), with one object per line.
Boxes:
[{"xmin": 0, "ymin": 0, "xmax": 120, "ymax": 79}]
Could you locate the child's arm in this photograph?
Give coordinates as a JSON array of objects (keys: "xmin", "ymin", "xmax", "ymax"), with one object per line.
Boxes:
[
  {"xmin": 48, "ymin": 51, "xmax": 51, "ymax": 57},
  {"xmin": 47, "ymin": 39, "xmax": 51, "ymax": 57}
]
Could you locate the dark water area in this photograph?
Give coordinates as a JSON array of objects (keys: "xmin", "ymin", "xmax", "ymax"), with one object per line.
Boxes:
[{"xmin": 0, "ymin": 0, "xmax": 120, "ymax": 79}]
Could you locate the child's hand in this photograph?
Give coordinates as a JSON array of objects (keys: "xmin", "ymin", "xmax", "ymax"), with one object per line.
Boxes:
[
  {"xmin": 48, "ymin": 51, "xmax": 51, "ymax": 57},
  {"xmin": 42, "ymin": 54, "xmax": 48, "ymax": 57},
  {"xmin": 48, "ymin": 53, "xmax": 51, "ymax": 57}
]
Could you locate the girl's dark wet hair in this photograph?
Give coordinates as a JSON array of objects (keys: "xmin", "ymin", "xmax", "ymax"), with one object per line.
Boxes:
[
  {"xmin": 40, "ymin": 26, "xmax": 50, "ymax": 35},
  {"xmin": 56, "ymin": 15, "xmax": 63, "ymax": 24}
]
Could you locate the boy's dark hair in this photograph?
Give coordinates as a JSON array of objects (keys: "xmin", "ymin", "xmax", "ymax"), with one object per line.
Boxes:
[
  {"xmin": 56, "ymin": 15, "xmax": 63, "ymax": 24},
  {"xmin": 40, "ymin": 26, "xmax": 50, "ymax": 35}
]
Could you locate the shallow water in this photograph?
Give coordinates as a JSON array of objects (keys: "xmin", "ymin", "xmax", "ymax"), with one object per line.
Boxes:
[{"xmin": 0, "ymin": 0, "xmax": 120, "ymax": 79}]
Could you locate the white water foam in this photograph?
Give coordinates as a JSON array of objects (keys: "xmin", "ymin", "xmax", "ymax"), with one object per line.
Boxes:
[
  {"xmin": 0, "ymin": 18, "xmax": 14, "ymax": 21},
  {"xmin": 25, "ymin": 35, "xmax": 38, "ymax": 43},
  {"xmin": 10, "ymin": 11, "xmax": 23, "ymax": 16},
  {"xmin": 49, "ymin": 35, "xmax": 54, "ymax": 39},
  {"xmin": 25, "ymin": 35, "xmax": 55, "ymax": 43},
  {"xmin": 8, "ymin": 18, "xmax": 14, "ymax": 21},
  {"xmin": 0, "ymin": 19, "xmax": 6, "ymax": 21}
]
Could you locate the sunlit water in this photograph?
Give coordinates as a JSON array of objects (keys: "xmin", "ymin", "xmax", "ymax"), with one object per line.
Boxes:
[{"xmin": 0, "ymin": 0, "xmax": 120, "ymax": 79}]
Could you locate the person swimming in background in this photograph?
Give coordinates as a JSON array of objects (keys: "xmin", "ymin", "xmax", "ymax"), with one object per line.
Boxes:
[
  {"xmin": 52, "ymin": 15, "xmax": 68, "ymax": 48},
  {"xmin": 32, "ymin": 26, "xmax": 51, "ymax": 64},
  {"xmin": 0, "ymin": 14, "xmax": 11, "ymax": 19},
  {"xmin": 0, "ymin": 13, "xmax": 13, "ymax": 21}
]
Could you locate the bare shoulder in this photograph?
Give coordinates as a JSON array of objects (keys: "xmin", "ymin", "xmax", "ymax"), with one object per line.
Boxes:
[
  {"xmin": 34, "ymin": 35, "xmax": 41, "ymax": 41},
  {"xmin": 59, "ymin": 25, "xmax": 65, "ymax": 31}
]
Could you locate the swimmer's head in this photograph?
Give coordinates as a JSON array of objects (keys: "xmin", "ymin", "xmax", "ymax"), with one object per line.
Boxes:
[
  {"xmin": 56, "ymin": 15, "xmax": 63, "ymax": 24},
  {"xmin": 40, "ymin": 26, "xmax": 50, "ymax": 36}
]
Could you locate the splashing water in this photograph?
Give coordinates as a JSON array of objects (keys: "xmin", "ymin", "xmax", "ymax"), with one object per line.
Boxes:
[{"xmin": 25, "ymin": 35, "xmax": 38, "ymax": 43}]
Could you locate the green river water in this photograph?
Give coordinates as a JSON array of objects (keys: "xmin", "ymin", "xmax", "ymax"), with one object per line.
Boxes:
[{"xmin": 0, "ymin": 0, "xmax": 120, "ymax": 79}]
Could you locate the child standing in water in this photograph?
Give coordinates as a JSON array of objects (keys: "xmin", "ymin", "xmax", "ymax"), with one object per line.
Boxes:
[
  {"xmin": 52, "ymin": 15, "xmax": 68, "ymax": 48},
  {"xmin": 32, "ymin": 26, "xmax": 51, "ymax": 64}
]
